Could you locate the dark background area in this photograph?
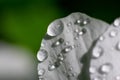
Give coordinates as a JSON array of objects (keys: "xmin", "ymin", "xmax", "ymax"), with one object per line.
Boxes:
[{"xmin": 0, "ymin": 0, "xmax": 120, "ymax": 54}]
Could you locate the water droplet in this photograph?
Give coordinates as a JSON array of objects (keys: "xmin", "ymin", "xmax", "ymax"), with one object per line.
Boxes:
[
  {"xmin": 89, "ymin": 66, "xmax": 96, "ymax": 74},
  {"xmin": 74, "ymin": 37, "xmax": 79, "ymax": 40},
  {"xmin": 72, "ymin": 72, "xmax": 77, "ymax": 77},
  {"xmin": 71, "ymin": 45, "xmax": 75, "ymax": 49},
  {"xmin": 99, "ymin": 63, "xmax": 113, "ymax": 75},
  {"xmin": 75, "ymin": 18, "xmax": 90, "ymax": 26},
  {"xmin": 61, "ymin": 46, "xmax": 72, "ymax": 53},
  {"xmin": 109, "ymin": 30, "xmax": 118, "ymax": 37},
  {"xmin": 74, "ymin": 29, "xmax": 79, "ymax": 33},
  {"xmin": 115, "ymin": 76, "xmax": 120, "ymax": 80},
  {"xmin": 114, "ymin": 18, "xmax": 120, "ymax": 27},
  {"xmin": 65, "ymin": 41, "xmax": 70, "ymax": 46},
  {"xmin": 68, "ymin": 67, "xmax": 73, "ymax": 71},
  {"xmin": 116, "ymin": 42, "xmax": 120, "ymax": 51},
  {"xmin": 78, "ymin": 28, "xmax": 87, "ymax": 36},
  {"xmin": 99, "ymin": 36, "xmax": 105, "ymax": 41},
  {"xmin": 67, "ymin": 22, "xmax": 72, "ymax": 26},
  {"xmin": 52, "ymin": 38, "xmax": 64, "ymax": 47},
  {"xmin": 57, "ymin": 54, "xmax": 64, "ymax": 61},
  {"xmin": 37, "ymin": 49, "xmax": 48, "ymax": 62},
  {"xmin": 47, "ymin": 20, "xmax": 64, "ymax": 37},
  {"xmin": 92, "ymin": 46, "xmax": 103, "ymax": 59},
  {"xmin": 48, "ymin": 64, "xmax": 56, "ymax": 71},
  {"xmin": 38, "ymin": 69, "xmax": 45, "ymax": 76}
]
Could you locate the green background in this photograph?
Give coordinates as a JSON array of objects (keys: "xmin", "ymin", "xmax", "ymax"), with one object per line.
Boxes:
[{"xmin": 0, "ymin": 0, "xmax": 120, "ymax": 55}]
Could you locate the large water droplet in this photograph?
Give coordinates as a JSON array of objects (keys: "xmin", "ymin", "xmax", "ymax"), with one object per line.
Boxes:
[
  {"xmin": 99, "ymin": 63, "xmax": 113, "ymax": 75},
  {"xmin": 109, "ymin": 30, "xmax": 118, "ymax": 37},
  {"xmin": 92, "ymin": 46, "xmax": 103, "ymax": 59},
  {"xmin": 48, "ymin": 64, "xmax": 56, "ymax": 71},
  {"xmin": 47, "ymin": 20, "xmax": 64, "ymax": 37},
  {"xmin": 116, "ymin": 42, "xmax": 120, "ymax": 51},
  {"xmin": 61, "ymin": 46, "xmax": 72, "ymax": 53},
  {"xmin": 37, "ymin": 49, "xmax": 48, "ymax": 62},
  {"xmin": 89, "ymin": 66, "xmax": 96, "ymax": 74},
  {"xmin": 52, "ymin": 38, "xmax": 64, "ymax": 47},
  {"xmin": 38, "ymin": 68, "xmax": 45, "ymax": 76},
  {"xmin": 113, "ymin": 18, "xmax": 120, "ymax": 27}
]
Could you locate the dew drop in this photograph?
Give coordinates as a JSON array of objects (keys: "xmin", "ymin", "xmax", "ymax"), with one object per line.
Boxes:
[
  {"xmin": 61, "ymin": 46, "xmax": 72, "ymax": 53},
  {"xmin": 116, "ymin": 42, "xmax": 120, "ymax": 51},
  {"xmin": 52, "ymin": 38, "xmax": 64, "ymax": 47},
  {"xmin": 65, "ymin": 41, "xmax": 70, "ymax": 46},
  {"xmin": 78, "ymin": 28, "xmax": 87, "ymax": 36},
  {"xmin": 92, "ymin": 46, "xmax": 103, "ymax": 59},
  {"xmin": 38, "ymin": 69, "xmax": 45, "ymax": 76},
  {"xmin": 37, "ymin": 49, "xmax": 48, "ymax": 62},
  {"xmin": 47, "ymin": 20, "xmax": 64, "ymax": 37},
  {"xmin": 99, "ymin": 36, "xmax": 105, "ymax": 41},
  {"xmin": 99, "ymin": 63, "xmax": 113, "ymax": 75},
  {"xmin": 75, "ymin": 18, "xmax": 90, "ymax": 26},
  {"xmin": 57, "ymin": 54, "xmax": 64, "ymax": 61},
  {"xmin": 67, "ymin": 22, "xmax": 72, "ymax": 26},
  {"xmin": 114, "ymin": 18, "xmax": 120, "ymax": 27},
  {"xmin": 74, "ymin": 37, "xmax": 79, "ymax": 40},
  {"xmin": 109, "ymin": 30, "xmax": 118, "ymax": 37},
  {"xmin": 89, "ymin": 66, "xmax": 96, "ymax": 74},
  {"xmin": 48, "ymin": 64, "xmax": 56, "ymax": 71},
  {"xmin": 74, "ymin": 29, "xmax": 79, "ymax": 33},
  {"xmin": 68, "ymin": 67, "xmax": 73, "ymax": 71},
  {"xmin": 83, "ymin": 18, "xmax": 90, "ymax": 25}
]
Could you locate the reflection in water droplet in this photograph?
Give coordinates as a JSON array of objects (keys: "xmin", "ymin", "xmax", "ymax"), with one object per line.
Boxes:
[
  {"xmin": 99, "ymin": 36, "xmax": 105, "ymax": 41},
  {"xmin": 52, "ymin": 38, "xmax": 64, "ymax": 47},
  {"xmin": 57, "ymin": 54, "xmax": 64, "ymax": 61},
  {"xmin": 92, "ymin": 46, "xmax": 103, "ymax": 59},
  {"xmin": 47, "ymin": 20, "xmax": 64, "ymax": 37},
  {"xmin": 37, "ymin": 49, "xmax": 48, "ymax": 62},
  {"xmin": 114, "ymin": 18, "xmax": 120, "ymax": 27},
  {"xmin": 116, "ymin": 42, "xmax": 120, "ymax": 51},
  {"xmin": 99, "ymin": 63, "xmax": 113, "ymax": 75},
  {"xmin": 109, "ymin": 30, "xmax": 118, "ymax": 37},
  {"xmin": 74, "ymin": 29, "xmax": 79, "ymax": 33},
  {"xmin": 38, "ymin": 69, "xmax": 45, "ymax": 76},
  {"xmin": 75, "ymin": 18, "xmax": 90, "ymax": 26},
  {"xmin": 48, "ymin": 64, "xmax": 56, "ymax": 71},
  {"xmin": 89, "ymin": 66, "xmax": 96, "ymax": 74},
  {"xmin": 61, "ymin": 46, "xmax": 72, "ymax": 53},
  {"xmin": 78, "ymin": 28, "xmax": 87, "ymax": 36}
]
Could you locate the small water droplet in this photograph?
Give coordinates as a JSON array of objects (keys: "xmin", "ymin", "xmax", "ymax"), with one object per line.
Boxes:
[
  {"xmin": 68, "ymin": 67, "xmax": 73, "ymax": 71},
  {"xmin": 78, "ymin": 28, "xmax": 87, "ymax": 36},
  {"xmin": 47, "ymin": 20, "xmax": 64, "ymax": 37},
  {"xmin": 83, "ymin": 18, "xmax": 90, "ymax": 25},
  {"xmin": 99, "ymin": 63, "xmax": 113, "ymax": 75},
  {"xmin": 92, "ymin": 46, "xmax": 103, "ymax": 59},
  {"xmin": 71, "ymin": 45, "xmax": 75, "ymax": 49},
  {"xmin": 114, "ymin": 18, "xmax": 120, "ymax": 27},
  {"xmin": 74, "ymin": 29, "xmax": 79, "ymax": 33},
  {"xmin": 38, "ymin": 69, "xmax": 45, "ymax": 76},
  {"xmin": 75, "ymin": 18, "xmax": 90, "ymax": 26},
  {"xmin": 57, "ymin": 54, "xmax": 64, "ymax": 61},
  {"xmin": 72, "ymin": 72, "xmax": 77, "ymax": 77},
  {"xmin": 89, "ymin": 66, "xmax": 96, "ymax": 74},
  {"xmin": 116, "ymin": 42, "xmax": 120, "ymax": 51},
  {"xmin": 48, "ymin": 64, "xmax": 56, "ymax": 71},
  {"xmin": 115, "ymin": 76, "xmax": 120, "ymax": 80},
  {"xmin": 61, "ymin": 46, "xmax": 72, "ymax": 53},
  {"xmin": 52, "ymin": 38, "xmax": 64, "ymax": 47},
  {"xmin": 109, "ymin": 30, "xmax": 118, "ymax": 37},
  {"xmin": 99, "ymin": 36, "xmax": 105, "ymax": 41},
  {"xmin": 37, "ymin": 49, "xmax": 48, "ymax": 62},
  {"xmin": 74, "ymin": 37, "xmax": 79, "ymax": 40},
  {"xmin": 65, "ymin": 41, "xmax": 70, "ymax": 46},
  {"xmin": 67, "ymin": 22, "xmax": 72, "ymax": 26}
]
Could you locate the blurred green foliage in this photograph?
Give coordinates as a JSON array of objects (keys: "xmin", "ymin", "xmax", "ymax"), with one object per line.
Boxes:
[{"xmin": 0, "ymin": 0, "xmax": 120, "ymax": 54}]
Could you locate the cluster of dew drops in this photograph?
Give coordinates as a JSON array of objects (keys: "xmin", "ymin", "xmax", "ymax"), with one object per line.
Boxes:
[
  {"xmin": 89, "ymin": 18, "xmax": 120, "ymax": 80},
  {"xmin": 37, "ymin": 16, "xmax": 90, "ymax": 80}
]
